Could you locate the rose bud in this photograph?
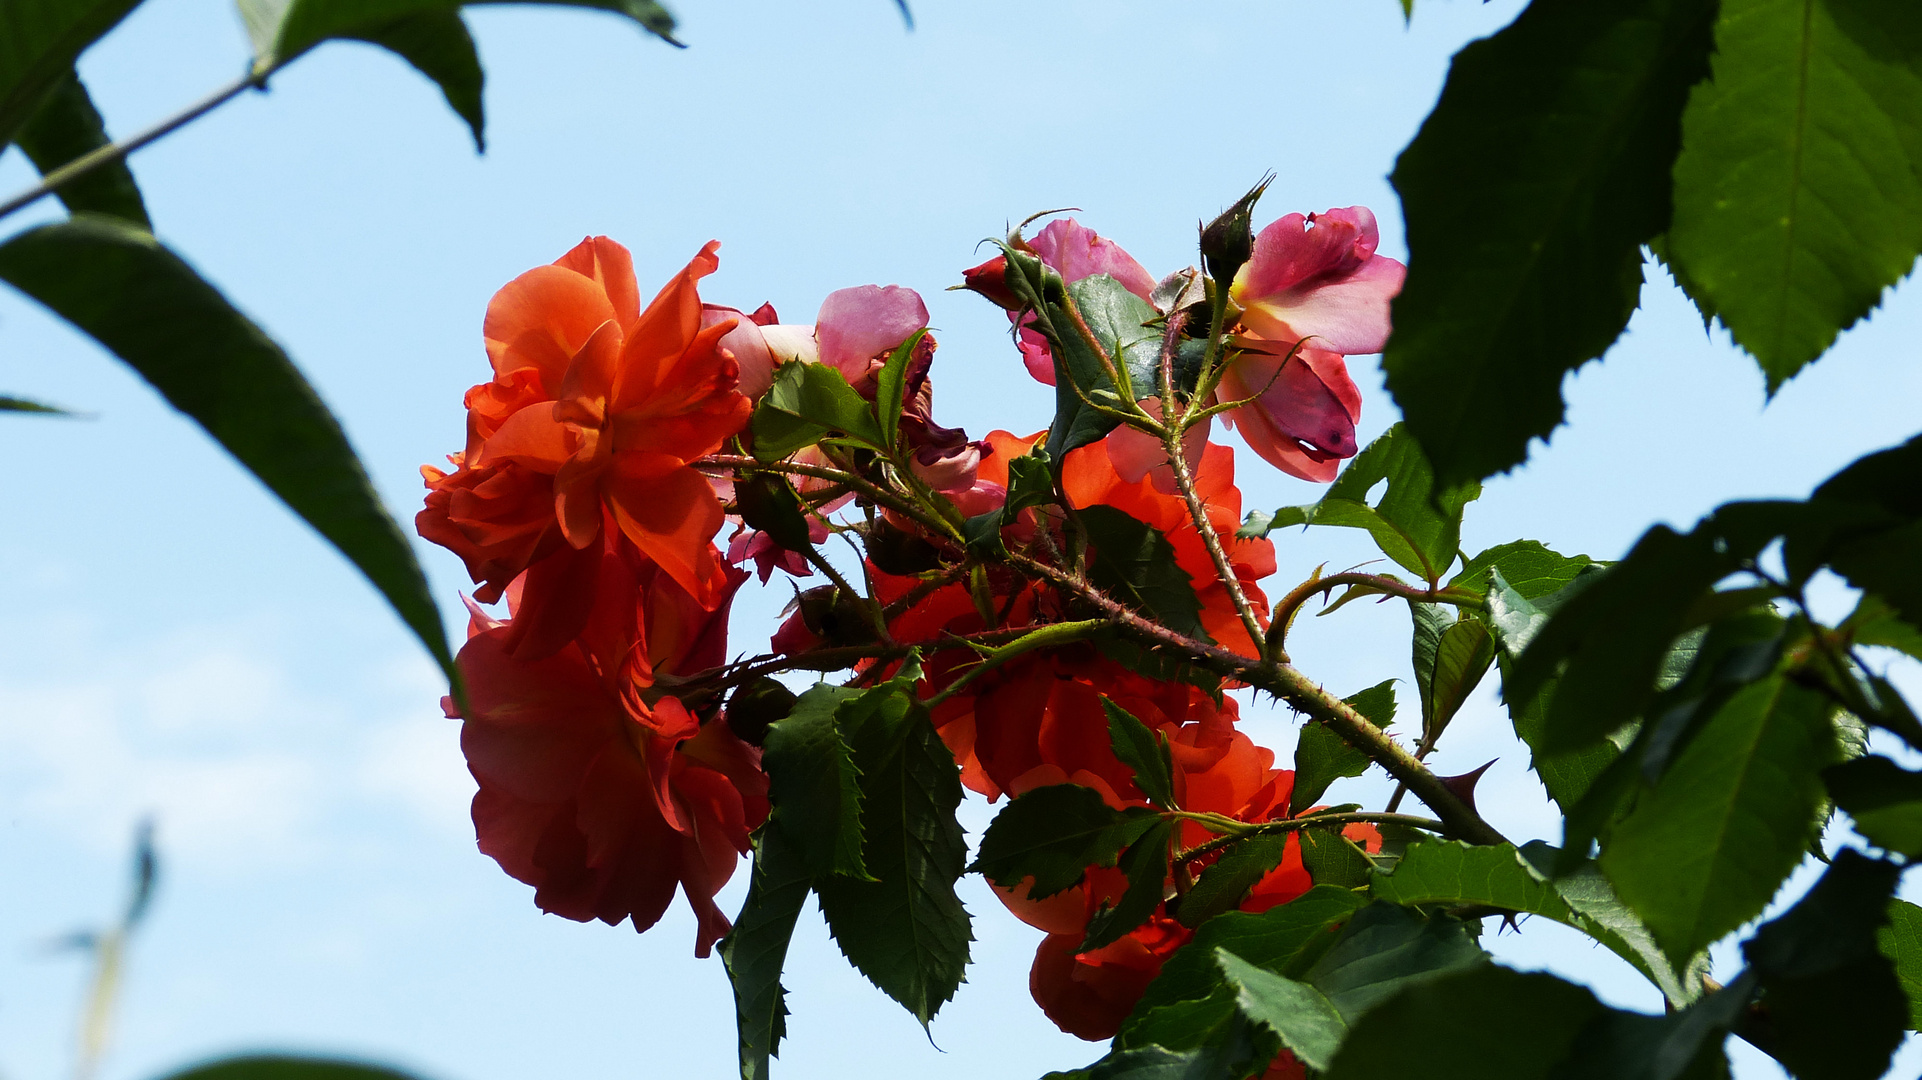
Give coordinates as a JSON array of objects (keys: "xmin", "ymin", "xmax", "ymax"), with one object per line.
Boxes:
[{"xmin": 957, "ymin": 254, "xmax": 1023, "ymax": 311}]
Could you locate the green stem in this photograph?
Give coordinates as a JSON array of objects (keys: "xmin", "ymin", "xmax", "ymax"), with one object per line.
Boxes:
[{"xmin": 924, "ymin": 619, "xmax": 1107, "ymax": 709}]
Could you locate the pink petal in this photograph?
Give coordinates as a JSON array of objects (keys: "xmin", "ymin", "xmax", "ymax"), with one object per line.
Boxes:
[
  {"xmin": 702, "ymin": 305, "xmax": 775, "ymax": 400},
  {"xmin": 1238, "ymin": 256, "xmax": 1405, "ymax": 355},
  {"xmin": 1219, "ymin": 346, "xmax": 1361, "ymax": 483},
  {"xmin": 815, "ymin": 286, "xmax": 929, "ymax": 385},
  {"xmin": 1029, "ymin": 219, "xmax": 1157, "ymax": 301}
]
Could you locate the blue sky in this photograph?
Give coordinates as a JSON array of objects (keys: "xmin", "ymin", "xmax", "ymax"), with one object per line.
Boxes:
[{"xmin": 2, "ymin": 1, "xmax": 1920, "ymax": 1078}]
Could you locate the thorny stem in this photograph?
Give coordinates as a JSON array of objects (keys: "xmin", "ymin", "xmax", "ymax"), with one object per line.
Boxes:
[
  {"xmin": 1267, "ymin": 572, "xmax": 1482, "ymax": 662},
  {"xmin": 1001, "ymin": 548, "xmax": 1509, "ymax": 847},
  {"xmin": 924, "ymin": 619, "xmax": 1109, "ymax": 709},
  {"xmin": 701, "ymin": 453, "xmax": 954, "ymax": 540},
  {"xmin": 0, "ymin": 72, "xmax": 259, "ymax": 223},
  {"xmin": 1156, "ymin": 310, "xmax": 1266, "ymax": 656},
  {"xmin": 1173, "ymin": 810, "xmax": 1449, "ymax": 865}
]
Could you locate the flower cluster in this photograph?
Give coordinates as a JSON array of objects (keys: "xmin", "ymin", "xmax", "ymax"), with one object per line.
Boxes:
[{"xmin": 417, "ymin": 202, "xmax": 1402, "ymax": 1053}]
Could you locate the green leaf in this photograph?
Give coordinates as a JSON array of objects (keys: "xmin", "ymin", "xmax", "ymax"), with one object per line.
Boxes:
[
  {"xmin": 1798, "ymin": 435, "xmax": 1922, "ymax": 628},
  {"xmin": 1667, "ymin": 0, "xmax": 1922, "ymax": 387},
  {"xmin": 1741, "ymin": 850, "xmax": 1907, "ymax": 1080},
  {"xmin": 720, "ymin": 826, "xmax": 813, "ymax": 1080},
  {"xmin": 812, "ymin": 683, "xmax": 971, "ymax": 1026},
  {"xmin": 1298, "ymin": 902, "xmax": 1486, "ymax": 1020},
  {"xmin": 1213, "ymin": 949, "xmax": 1347, "ymax": 1072},
  {"xmin": 1104, "ymin": 700, "xmax": 1176, "ymax": 810},
  {"xmin": 1326, "ymin": 966, "xmax": 1604, "ymax": 1080},
  {"xmin": 1410, "ymin": 606, "xmax": 1496, "ymax": 750},
  {"xmin": 1080, "ymin": 818, "xmax": 1175, "ymax": 952},
  {"xmin": 1130, "ymin": 887, "xmax": 1369, "ymax": 1028},
  {"xmin": 734, "ymin": 472, "xmax": 814, "ymax": 554},
  {"xmin": 1510, "ymin": 525, "xmax": 1735, "ymax": 753},
  {"xmin": 1383, "ymin": 0, "xmax": 1717, "ymax": 485},
  {"xmin": 761, "ymin": 683, "xmax": 868, "ymax": 880},
  {"xmin": 0, "ymin": 218, "xmax": 454, "ymax": 680},
  {"xmin": 15, "ymin": 70, "xmax": 148, "ymax": 225},
  {"xmin": 1042, "ymin": 274, "xmax": 1163, "ymax": 461},
  {"xmin": 1844, "ymin": 592, "xmax": 1922, "ymax": 660},
  {"xmin": 1600, "ymin": 676, "xmax": 1840, "ymax": 970},
  {"xmin": 1290, "ymin": 681, "xmax": 1394, "ymax": 815},
  {"xmin": 0, "ymin": 0, "xmax": 143, "ymax": 150},
  {"xmin": 153, "ymin": 1057, "xmax": 425, "ymax": 1080},
  {"xmin": 1078, "ymin": 504, "xmax": 1211, "ymax": 644},
  {"xmin": 1450, "ymin": 540, "xmax": 1594, "ymax": 600},
  {"xmin": 970, "ymin": 783, "xmax": 1159, "ymax": 899},
  {"xmin": 872, "ymin": 328, "xmax": 924, "ymax": 452},
  {"xmin": 1825, "ymin": 755, "xmax": 1922, "ymax": 857},
  {"xmin": 1377, "ymin": 840, "xmax": 1696, "ymax": 1005},
  {"xmin": 751, "ymin": 359, "xmax": 887, "ymax": 461},
  {"xmin": 1298, "ymin": 828, "xmax": 1374, "ymax": 891},
  {"xmin": 1249, "ymin": 424, "xmax": 1479, "ymax": 584},
  {"xmin": 1176, "ymin": 834, "xmax": 1295, "ymax": 930},
  {"xmin": 0, "ymin": 393, "xmax": 75, "ymax": 415},
  {"xmin": 1878, "ymin": 898, "xmax": 1922, "ymax": 1029}
]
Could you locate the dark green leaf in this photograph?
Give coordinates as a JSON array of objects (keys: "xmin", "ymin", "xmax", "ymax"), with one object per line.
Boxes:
[
  {"xmin": 1667, "ymin": 0, "xmax": 1922, "ymax": 387},
  {"xmin": 1601, "ymin": 676, "xmax": 1840, "ymax": 971},
  {"xmin": 1798, "ymin": 435, "xmax": 1922, "ymax": 628},
  {"xmin": 813, "ymin": 683, "xmax": 970, "ymax": 1025},
  {"xmin": 761, "ymin": 683, "xmax": 867, "ymax": 880},
  {"xmin": 0, "ymin": 393, "xmax": 74, "ymax": 415},
  {"xmin": 1522, "ymin": 842, "xmax": 1708, "ymax": 1008},
  {"xmin": 734, "ymin": 472, "xmax": 814, "ymax": 554},
  {"xmin": 970, "ymin": 784, "xmax": 1158, "ymax": 899},
  {"xmin": 1379, "ymin": 840, "xmax": 1695, "ymax": 1004},
  {"xmin": 1290, "ymin": 681, "xmax": 1394, "ymax": 815},
  {"xmin": 1384, "ymin": 0, "xmax": 1717, "ymax": 485},
  {"xmin": 1411, "ymin": 607, "xmax": 1496, "ymax": 750},
  {"xmin": 1213, "ymin": 949, "xmax": 1346, "ymax": 1072},
  {"xmin": 1742, "ymin": 850, "xmax": 1906, "ymax": 1080},
  {"xmin": 1511, "ymin": 526, "xmax": 1735, "ymax": 753},
  {"xmin": 1298, "ymin": 828, "xmax": 1373, "ymax": 890},
  {"xmin": 1104, "ymin": 700, "xmax": 1176, "ymax": 810},
  {"xmin": 1176, "ymin": 834, "xmax": 1295, "ymax": 930},
  {"xmin": 721, "ymin": 826, "xmax": 813, "ymax": 1080},
  {"xmin": 154, "ymin": 1057, "xmax": 424, "ymax": 1080},
  {"xmin": 0, "ymin": 0, "xmax": 142, "ymax": 150},
  {"xmin": 1249, "ymin": 424, "xmax": 1479, "ymax": 584},
  {"xmin": 1825, "ymin": 755, "xmax": 1922, "ymax": 857},
  {"xmin": 1041, "ymin": 274, "xmax": 1162, "ymax": 461},
  {"xmin": 1080, "ymin": 818, "xmax": 1174, "ymax": 953},
  {"xmin": 1844, "ymin": 593, "xmax": 1922, "ymax": 660},
  {"xmin": 1878, "ymin": 898, "xmax": 1922, "ymax": 1029},
  {"xmin": 1299, "ymin": 903, "xmax": 1486, "ymax": 1021},
  {"xmin": 0, "ymin": 218, "xmax": 453, "ymax": 680},
  {"xmin": 1078, "ymin": 504, "xmax": 1211, "ymax": 643},
  {"xmin": 1326, "ymin": 966, "xmax": 1604, "ymax": 1080},
  {"xmin": 1077, "ymin": 1039, "xmax": 1264, "ymax": 1080},
  {"xmin": 872, "ymin": 328, "xmax": 924, "ymax": 451},
  {"xmin": 15, "ymin": 70, "xmax": 148, "ymax": 225},
  {"xmin": 752, "ymin": 359, "xmax": 887, "ymax": 460},
  {"xmin": 1551, "ymin": 980, "xmax": 1744, "ymax": 1080}
]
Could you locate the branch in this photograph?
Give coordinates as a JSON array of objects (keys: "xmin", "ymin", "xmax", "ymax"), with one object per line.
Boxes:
[{"xmin": 1267, "ymin": 571, "xmax": 1481, "ymax": 661}]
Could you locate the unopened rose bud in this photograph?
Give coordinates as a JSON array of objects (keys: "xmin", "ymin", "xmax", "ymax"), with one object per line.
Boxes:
[
  {"xmin": 1200, "ymin": 175, "xmax": 1273, "ymax": 285},
  {"xmin": 726, "ymin": 677, "xmax": 797, "ymax": 747},
  {"xmin": 957, "ymin": 255, "xmax": 1023, "ymax": 311}
]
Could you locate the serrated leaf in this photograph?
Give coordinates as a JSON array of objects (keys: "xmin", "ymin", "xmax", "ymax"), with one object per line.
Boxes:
[
  {"xmin": 15, "ymin": 69, "xmax": 148, "ymax": 225},
  {"xmin": 1451, "ymin": 540, "xmax": 1594, "ymax": 600},
  {"xmin": 1078, "ymin": 504, "xmax": 1211, "ymax": 643},
  {"xmin": 0, "ymin": 217, "xmax": 453, "ymax": 681},
  {"xmin": 734, "ymin": 472, "xmax": 814, "ymax": 554},
  {"xmin": 1290, "ymin": 681, "xmax": 1394, "ymax": 816},
  {"xmin": 1601, "ymin": 676, "xmax": 1841, "ymax": 971},
  {"xmin": 1667, "ymin": 0, "xmax": 1922, "ymax": 388},
  {"xmin": 1326, "ymin": 966, "xmax": 1604, "ymax": 1080},
  {"xmin": 1040, "ymin": 274, "xmax": 1163, "ymax": 461},
  {"xmin": 1379, "ymin": 840, "xmax": 1695, "ymax": 1005},
  {"xmin": 1213, "ymin": 950, "xmax": 1347, "ymax": 1072},
  {"xmin": 1080, "ymin": 818, "xmax": 1174, "ymax": 953},
  {"xmin": 1176, "ymin": 834, "xmax": 1296, "ymax": 930},
  {"xmin": 970, "ymin": 784, "xmax": 1159, "ymax": 899},
  {"xmin": 1844, "ymin": 593, "xmax": 1922, "ymax": 661},
  {"xmin": 720, "ymin": 826, "xmax": 813, "ymax": 1080},
  {"xmin": 751, "ymin": 359, "xmax": 887, "ymax": 461},
  {"xmin": 1878, "ymin": 898, "xmax": 1922, "ymax": 1030},
  {"xmin": 1825, "ymin": 755, "xmax": 1922, "ymax": 857},
  {"xmin": 154, "ymin": 1057, "xmax": 425, "ymax": 1080},
  {"xmin": 1741, "ymin": 850, "xmax": 1906, "ymax": 1080},
  {"xmin": 761, "ymin": 683, "xmax": 867, "ymax": 880},
  {"xmin": 1384, "ymin": 0, "xmax": 1717, "ymax": 485},
  {"xmin": 1249, "ymin": 424, "xmax": 1479, "ymax": 584},
  {"xmin": 1104, "ymin": 700, "xmax": 1176, "ymax": 809},
  {"xmin": 813, "ymin": 683, "xmax": 971, "ymax": 1025},
  {"xmin": 1413, "ymin": 608, "xmax": 1496, "ymax": 750},
  {"xmin": 0, "ymin": 0, "xmax": 143, "ymax": 150},
  {"xmin": 1298, "ymin": 828, "xmax": 1373, "ymax": 890},
  {"xmin": 1299, "ymin": 903, "xmax": 1486, "ymax": 1020}
]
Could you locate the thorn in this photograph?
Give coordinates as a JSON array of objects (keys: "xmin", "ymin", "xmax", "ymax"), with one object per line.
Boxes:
[{"xmin": 1438, "ymin": 760, "xmax": 1496, "ymax": 816}]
